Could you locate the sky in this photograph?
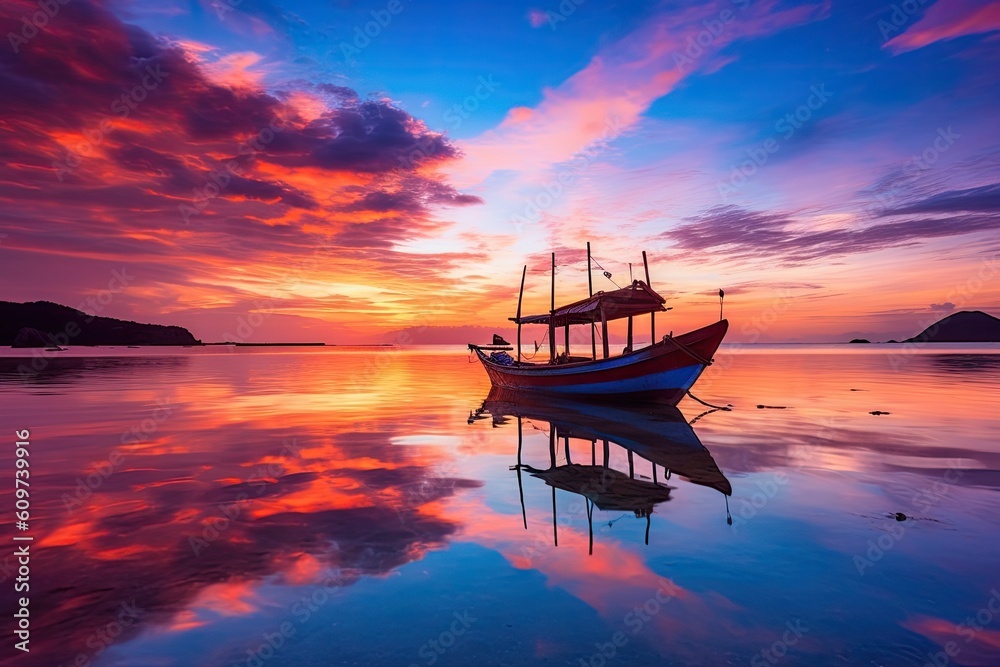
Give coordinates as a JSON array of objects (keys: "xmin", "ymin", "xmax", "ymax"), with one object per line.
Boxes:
[{"xmin": 0, "ymin": 0, "xmax": 998, "ymax": 343}]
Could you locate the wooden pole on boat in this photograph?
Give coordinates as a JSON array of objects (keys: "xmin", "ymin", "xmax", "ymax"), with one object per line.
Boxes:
[
  {"xmin": 627, "ymin": 316, "xmax": 633, "ymax": 352},
  {"xmin": 516, "ymin": 265, "xmax": 526, "ymax": 362},
  {"xmin": 564, "ymin": 324, "xmax": 570, "ymax": 357},
  {"xmin": 600, "ymin": 305, "xmax": 610, "ymax": 359},
  {"xmin": 549, "ymin": 253, "xmax": 556, "ymax": 364},
  {"xmin": 643, "ymin": 250, "xmax": 655, "ymax": 343},
  {"xmin": 587, "ymin": 242, "xmax": 596, "ymax": 360}
]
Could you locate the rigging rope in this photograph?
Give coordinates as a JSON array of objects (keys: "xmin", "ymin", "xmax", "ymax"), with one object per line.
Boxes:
[
  {"xmin": 521, "ymin": 328, "xmax": 549, "ymax": 360},
  {"xmin": 589, "ymin": 256, "xmax": 622, "ymax": 289}
]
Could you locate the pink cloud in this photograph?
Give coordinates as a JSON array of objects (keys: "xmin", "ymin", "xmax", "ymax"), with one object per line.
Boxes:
[
  {"xmin": 885, "ymin": 0, "xmax": 1000, "ymax": 53},
  {"xmin": 454, "ymin": 0, "xmax": 828, "ymax": 186},
  {"xmin": 528, "ymin": 8, "xmax": 548, "ymax": 28}
]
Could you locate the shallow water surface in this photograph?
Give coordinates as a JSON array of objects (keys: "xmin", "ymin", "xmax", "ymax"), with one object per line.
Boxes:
[{"xmin": 1, "ymin": 345, "xmax": 998, "ymax": 666}]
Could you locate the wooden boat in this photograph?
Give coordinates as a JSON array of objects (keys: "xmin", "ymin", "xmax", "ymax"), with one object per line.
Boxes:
[
  {"xmin": 475, "ymin": 389, "xmax": 732, "ymax": 550},
  {"xmin": 469, "ymin": 246, "xmax": 728, "ymax": 403}
]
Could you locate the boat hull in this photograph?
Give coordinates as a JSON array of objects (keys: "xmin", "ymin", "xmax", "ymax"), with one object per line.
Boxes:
[{"xmin": 473, "ymin": 320, "xmax": 728, "ymax": 403}]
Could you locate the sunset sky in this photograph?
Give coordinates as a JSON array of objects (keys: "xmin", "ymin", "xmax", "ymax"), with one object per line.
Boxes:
[{"xmin": 1, "ymin": 0, "xmax": 998, "ymax": 343}]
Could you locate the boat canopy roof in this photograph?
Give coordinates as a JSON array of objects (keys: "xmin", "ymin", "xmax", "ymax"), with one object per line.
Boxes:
[{"xmin": 511, "ymin": 280, "xmax": 666, "ymax": 327}]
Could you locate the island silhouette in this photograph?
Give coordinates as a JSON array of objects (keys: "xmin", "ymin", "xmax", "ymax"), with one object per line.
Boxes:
[
  {"xmin": 1, "ymin": 300, "xmax": 200, "ymax": 347},
  {"xmin": 902, "ymin": 310, "xmax": 1000, "ymax": 343}
]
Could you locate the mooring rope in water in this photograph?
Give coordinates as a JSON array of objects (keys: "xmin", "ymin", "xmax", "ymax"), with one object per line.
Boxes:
[
  {"xmin": 688, "ymin": 407, "xmax": 724, "ymax": 425},
  {"xmin": 685, "ymin": 389, "xmax": 732, "ymax": 411}
]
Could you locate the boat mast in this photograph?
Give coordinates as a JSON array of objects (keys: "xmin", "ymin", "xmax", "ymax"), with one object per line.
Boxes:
[
  {"xmin": 627, "ymin": 262, "xmax": 634, "ymax": 350},
  {"xmin": 600, "ymin": 304, "xmax": 610, "ymax": 359},
  {"xmin": 549, "ymin": 252, "xmax": 556, "ymax": 364},
  {"xmin": 587, "ymin": 242, "xmax": 596, "ymax": 361},
  {"xmin": 643, "ymin": 250, "xmax": 655, "ymax": 343},
  {"xmin": 515, "ymin": 265, "xmax": 526, "ymax": 361}
]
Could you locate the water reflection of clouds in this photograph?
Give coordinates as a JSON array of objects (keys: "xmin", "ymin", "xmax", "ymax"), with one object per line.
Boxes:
[
  {"xmin": 0, "ymin": 355, "xmax": 483, "ymax": 667},
  {"xmin": 930, "ymin": 353, "xmax": 1000, "ymax": 374},
  {"xmin": 0, "ymin": 347, "xmax": 998, "ymax": 666}
]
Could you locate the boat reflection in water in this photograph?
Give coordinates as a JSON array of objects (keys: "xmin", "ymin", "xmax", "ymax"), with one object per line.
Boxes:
[{"xmin": 474, "ymin": 388, "xmax": 732, "ymax": 554}]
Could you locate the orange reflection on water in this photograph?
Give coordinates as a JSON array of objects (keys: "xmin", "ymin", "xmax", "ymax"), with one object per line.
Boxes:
[{"xmin": 0, "ymin": 346, "xmax": 997, "ymax": 667}]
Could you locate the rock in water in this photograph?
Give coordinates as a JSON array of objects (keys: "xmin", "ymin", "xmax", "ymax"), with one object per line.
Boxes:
[{"xmin": 12, "ymin": 327, "xmax": 47, "ymax": 348}]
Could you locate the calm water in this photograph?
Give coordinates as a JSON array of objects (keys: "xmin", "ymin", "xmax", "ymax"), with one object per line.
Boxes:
[{"xmin": 1, "ymin": 345, "xmax": 999, "ymax": 667}]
